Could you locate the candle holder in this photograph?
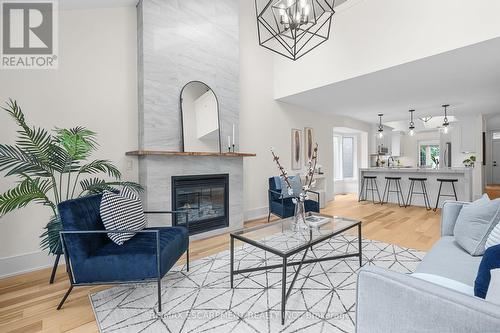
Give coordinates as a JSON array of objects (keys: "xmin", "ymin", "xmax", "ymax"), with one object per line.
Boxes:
[
  {"xmin": 228, "ymin": 146, "xmax": 232, "ymax": 153},
  {"xmin": 232, "ymin": 144, "xmax": 236, "ymax": 152}
]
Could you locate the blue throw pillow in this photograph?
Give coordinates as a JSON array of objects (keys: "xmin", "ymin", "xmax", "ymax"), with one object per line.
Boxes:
[
  {"xmin": 474, "ymin": 244, "xmax": 500, "ymax": 298},
  {"xmin": 280, "ymin": 175, "xmax": 303, "ymax": 199}
]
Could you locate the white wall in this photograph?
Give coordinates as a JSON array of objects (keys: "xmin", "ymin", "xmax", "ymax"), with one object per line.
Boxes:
[
  {"xmin": 0, "ymin": 7, "xmax": 138, "ymax": 277},
  {"xmin": 239, "ymin": 0, "xmax": 371, "ymax": 220},
  {"xmin": 274, "ymin": 0, "xmax": 500, "ymax": 99}
]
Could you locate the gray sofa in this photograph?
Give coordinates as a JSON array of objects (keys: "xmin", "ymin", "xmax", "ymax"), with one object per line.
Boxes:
[{"xmin": 356, "ymin": 201, "xmax": 500, "ymax": 333}]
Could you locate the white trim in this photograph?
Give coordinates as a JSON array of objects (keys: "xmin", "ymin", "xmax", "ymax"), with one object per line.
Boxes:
[
  {"xmin": 490, "ymin": 130, "xmax": 500, "ymax": 184},
  {"xmin": 0, "ymin": 250, "xmax": 65, "ymax": 279},
  {"xmin": 333, "ymin": 133, "xmax": 358, "ymax": 181}
]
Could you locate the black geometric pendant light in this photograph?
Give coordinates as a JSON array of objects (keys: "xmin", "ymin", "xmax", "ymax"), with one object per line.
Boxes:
[
  {"xmin": 377, "ymin": 113, "xmax": 384, "ymax": 138},
  {"xmin": 408, "ymin": 109, "xmax": 415, "ymax": 136},
  {"xmin": 255, "ymin": 0, "xmax": 336, "ymax": 61},
  {"xmin": 442, "ymin": 104, "xmax": 450, "ymax": 134}
]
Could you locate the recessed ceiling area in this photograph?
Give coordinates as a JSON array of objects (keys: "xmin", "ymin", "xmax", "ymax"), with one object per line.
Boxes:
[
  {"xmin": 384, "ymin": 116, "xmax": 459, "ymax": 133},
  {"xmin": 278, "ymin": 36, "xmax": 500, "ymax": 124}
]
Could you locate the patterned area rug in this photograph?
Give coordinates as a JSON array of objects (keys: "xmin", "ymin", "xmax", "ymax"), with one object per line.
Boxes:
[{"xmin": 90, "ymin": 234, "xmax": 425, "ymax": 333}]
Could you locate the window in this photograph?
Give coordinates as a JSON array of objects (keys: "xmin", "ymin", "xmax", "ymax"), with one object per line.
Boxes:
[
  {"xmin": 342, "ymin": 137, "xmax": 354, "ymax": 178},
  {"xmin": 493, "ymin": 132, "xmax": 500, "ymax": 140},
  {"xmin": 333, "ymin": 135, "xmax": 356, "ymax": 180},
  {"xmin": 418, "ymin": 141, "xmax": 440, "ymax": 167},
  {"xmin": 333, "ymin": 136, "xmax": 342, "ymax": 180}
]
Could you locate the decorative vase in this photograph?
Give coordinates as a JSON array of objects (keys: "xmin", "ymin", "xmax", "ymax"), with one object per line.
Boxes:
[{"xmin": 293, "ymin": 196, "xmax": 308, "ymax": 231}]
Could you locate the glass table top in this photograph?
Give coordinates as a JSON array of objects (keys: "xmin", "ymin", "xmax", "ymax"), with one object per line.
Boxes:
[{"xmin": 231, "ymin": 215, "xmax": 360, "ymax": 256}]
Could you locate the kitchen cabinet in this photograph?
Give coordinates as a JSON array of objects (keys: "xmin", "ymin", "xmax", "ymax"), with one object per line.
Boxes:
[
  {"xmin": 391, "ymin": 132, "xmax": 403, "ymax": 157},
  {"xmin": 458, "ymin": 122, "xmax": 476, "ymax": 153}
]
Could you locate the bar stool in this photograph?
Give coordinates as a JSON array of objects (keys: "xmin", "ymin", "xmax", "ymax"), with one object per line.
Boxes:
[
  {"xmin": 405, "ymin": 177, "xmax": 431, "ymax": 210},
  {"xmin": 382, "ymin": 177, "xmax": 405, "ymax": 207},
  {"xmin": 359, "ymin": 176, "xmax": 382, "ymax": 204},
  {"xmin": 433, "ymin": 178, "xmax": 458, "ymax": 212}
]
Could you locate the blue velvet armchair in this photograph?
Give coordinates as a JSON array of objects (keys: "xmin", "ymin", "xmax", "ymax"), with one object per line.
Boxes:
[
  {"xmin": 56, "ymin": 194, "xmax": 189, "ymax": 312},
  {"xmin": 268, "ymin": 176, "xmax": 320, "ymax": 222}
]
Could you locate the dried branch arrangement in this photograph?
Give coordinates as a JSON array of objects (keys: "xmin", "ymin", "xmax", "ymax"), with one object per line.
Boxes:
[
  {"xmin": 270, "ymin": 143, "xmax": 319, "ymax": 197},
  {"xmin": 271, "ymin": 147, "xmax": 292, "ymax": 190},
  {"xmin": 303, "ymin": 143, "xmax": 319, "ymax": 192}
]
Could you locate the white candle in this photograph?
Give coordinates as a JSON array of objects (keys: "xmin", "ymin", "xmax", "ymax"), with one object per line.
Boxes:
[
  {"xmin": 232, "ymin": 124, "xmax": 235, "ymax": 146},
  {"xmin": 228, "ymin": 136, "xmax": 231, "ymax": 148}
]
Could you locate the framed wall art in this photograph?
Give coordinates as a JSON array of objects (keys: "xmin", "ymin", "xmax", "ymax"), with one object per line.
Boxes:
[
  {"xmin": 304, "ymin": 127, "xmax": 315, "ymax": 165},
  {"xmin": 291, "ymin": 129, "xmax": 303, "ymax": 170}
]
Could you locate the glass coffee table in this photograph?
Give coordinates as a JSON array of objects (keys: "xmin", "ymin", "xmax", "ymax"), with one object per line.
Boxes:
[{"xmin": 230, "ymin": 214, "xmax": 362, "ymax": 325}]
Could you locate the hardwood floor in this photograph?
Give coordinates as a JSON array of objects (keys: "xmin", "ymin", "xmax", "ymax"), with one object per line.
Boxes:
[
  {"xmin": 486, "ymin": 185, "xmax": 500, "ymax": 199},
  {"xmin": 0, "ymin": 194, "xmax": 441, "ymax": 332}
]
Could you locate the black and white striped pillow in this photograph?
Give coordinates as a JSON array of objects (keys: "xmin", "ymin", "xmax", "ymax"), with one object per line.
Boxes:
[{"xmin": 100, "ymin": 188, "xmax": 146, "ymax": 245}]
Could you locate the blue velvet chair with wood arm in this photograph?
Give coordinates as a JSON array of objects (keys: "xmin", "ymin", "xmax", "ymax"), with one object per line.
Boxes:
[
  {"xmin": 267, "ymin": 176, "xmax": 320, "ymax": 222},
  {"xmin": 56, "ymin": 194, "xmax": 189, "ymax": 312}
]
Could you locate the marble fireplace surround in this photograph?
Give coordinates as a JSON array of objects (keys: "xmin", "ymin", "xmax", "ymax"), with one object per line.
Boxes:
[
  {"xmin": 127, "ymin": 151, "xmax": 255, "ymax": 239},
  {"xmin": 135, "ymin": 155, "xmax": 249, "ymax": 239},
  {"xmin": 132, "ymin": 0, "xmax": 253, "ymax": 238}
]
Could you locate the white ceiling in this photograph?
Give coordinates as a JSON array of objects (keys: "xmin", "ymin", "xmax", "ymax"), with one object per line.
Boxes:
[
  {"xmin": 60, "ymin": 0, "xmax": 138, "ymax": 10},
  {"xmin": 60, "ymin": 0, "xmax": 344, "ymax": 10},
  {"xmin": 278, "ymin": 36, "xmax": 500, "ymax": 124}
]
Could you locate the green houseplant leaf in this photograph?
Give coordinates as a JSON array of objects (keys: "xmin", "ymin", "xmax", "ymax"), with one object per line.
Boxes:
[
  {"xmin": 0, "ymin": 100, "xmax": 142, "ymax": 256},
  {"xmin": 0, "ymin": 177, "xmax": 55, "ymax": 216},
  {"xmin": 54, "ymin": 127, "xmax": 97, "ymax": 161}
]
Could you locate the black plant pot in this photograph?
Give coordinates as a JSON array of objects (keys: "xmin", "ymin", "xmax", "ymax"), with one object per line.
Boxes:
[
  {"xmin": 44, "ymin": 218, "xmax": 63, "ymax": 284},
  {"xmin": 45, "ymin": 218, "xmax": 63, "ymax": 255}
]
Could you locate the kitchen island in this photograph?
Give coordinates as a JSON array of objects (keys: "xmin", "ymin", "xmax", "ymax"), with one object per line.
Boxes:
[{"xmin": 359, "ymin": 168, "xmax": 473, "ymax": 208}]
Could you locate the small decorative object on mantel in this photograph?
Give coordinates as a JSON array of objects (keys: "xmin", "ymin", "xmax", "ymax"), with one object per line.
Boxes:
[
  {"xmin": 316, "ymin": 163, "xmax": 324, "ymax": 174},
  {"xmin": 271, "ymin": 143, "xmax": 319, "ymax": 230},
  {"xmin": 463, "ymin": 155, "xmax": 476, "ymax": 168},
  {"xmin": 227, "ymin": 124, "xmax": 237, "ymax": 153},
  {"xmin": 232, "ymin": 123, "xmax": 236, "ymax": 152}
]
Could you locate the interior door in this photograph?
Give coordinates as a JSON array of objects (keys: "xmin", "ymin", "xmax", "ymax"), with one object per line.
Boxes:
[{"xmin": 493, "ymin": 140, "xmax": 500, "ymax": 184}]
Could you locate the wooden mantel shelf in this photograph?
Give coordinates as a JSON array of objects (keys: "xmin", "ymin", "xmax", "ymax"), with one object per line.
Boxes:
[{"xmin": 126, "ymin": 150, "xmax": 256, "ymax": 157}]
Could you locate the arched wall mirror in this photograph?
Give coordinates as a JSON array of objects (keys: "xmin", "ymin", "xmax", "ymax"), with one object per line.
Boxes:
[{"xmin": 180, "ymin": 81, "xmax": 222, "ymax": 153}]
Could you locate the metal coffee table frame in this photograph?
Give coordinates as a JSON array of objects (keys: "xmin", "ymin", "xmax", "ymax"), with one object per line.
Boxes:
[{"xmin": 230, "ymin": 217, "xmax": 362, "ymax": 325}]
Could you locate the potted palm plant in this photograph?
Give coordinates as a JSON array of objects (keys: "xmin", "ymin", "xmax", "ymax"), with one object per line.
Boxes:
[{"xmin": 0, "ymin": 99, "xmax": 142, "ymax": 283}]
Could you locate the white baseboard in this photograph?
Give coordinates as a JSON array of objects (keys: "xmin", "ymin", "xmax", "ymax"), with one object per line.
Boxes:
[
  {"xmin": 0, "ymin": 250, "xmax": 65, "ymax": 279},
  {"xmin": 244, "ymin": 206, "xmax": 269, "ymax": 221}
]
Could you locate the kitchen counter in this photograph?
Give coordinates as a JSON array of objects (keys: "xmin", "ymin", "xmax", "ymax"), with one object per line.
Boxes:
[
  {"xmin": 359, "ymin": 167, "xmax": 472, "ymax": 174},
  {"xmin": 359, "ymin": 167, "xmax": 473, "ymax": 207}
]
